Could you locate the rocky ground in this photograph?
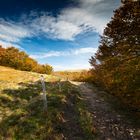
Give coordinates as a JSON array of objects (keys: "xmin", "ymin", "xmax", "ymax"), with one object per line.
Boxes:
[{"xmin": 71, "ymin": 81, "xmax": 140, "ymax": 140}]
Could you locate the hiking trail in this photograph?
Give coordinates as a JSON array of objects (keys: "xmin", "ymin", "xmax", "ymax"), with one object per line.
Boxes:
[{"xmin": 71, "ymin": 81, "xmax": 140, "ymax": 140}]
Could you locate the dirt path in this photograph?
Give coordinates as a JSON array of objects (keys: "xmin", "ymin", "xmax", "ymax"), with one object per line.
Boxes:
[{"xmin": 70, "ymin": 81, "xmax": 140, "ymax": 140}]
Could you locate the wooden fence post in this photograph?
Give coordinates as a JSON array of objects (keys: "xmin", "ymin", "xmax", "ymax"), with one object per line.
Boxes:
[
  {"xmin": 40, "ymin": 75, "xmax": 47, "ymax": 113},
  {"xmin": 58, "ymin": 79, "xmax": 62, "ymax": 92}
]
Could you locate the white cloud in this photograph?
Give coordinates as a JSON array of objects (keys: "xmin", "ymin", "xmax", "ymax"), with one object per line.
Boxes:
[
  {"xmin": 0, "ymin": 40, "xmax": 22, "ymax": 49},
  {"xmin": 51, "ymin": 21, "xmax": 81, "ymax": 40},
  {"xmin": 32, "ymin": 0, "xmax": 119, "ymax": 40},
  {"xmin": 32, "ymin": 16, "xmax": 82, "ymax": 40},
  {"xmin": 30, "ymin": 47, "xmax": 97, "ymax": 59},
  {"xmin": 0, "ymin": 0, "xmax": 120, "ymax": 44},
  {"xmin": 59, "ymin": 0, "xmax": 120, "ymax": 35},
  {"xmin": 30, "ymin": 51, "xmax": 62, "ymax": 59},
  {"xmin": 0, "ymin": 19, "xmax": 32, "ymax": 43},
  {"xmin": 30, "ymin": 0, "xmax": 120, "ymax": 40},
  {"xmin": 53, "ymin": 63, "xmax": 91, "ymax": 71},
  {"xmin": 0, "ymin": 19, "xmax": 32, "ymax": 50},
  {"xmin": 73, "ymin": 47, "xmax": 97, "ymax": 55}
]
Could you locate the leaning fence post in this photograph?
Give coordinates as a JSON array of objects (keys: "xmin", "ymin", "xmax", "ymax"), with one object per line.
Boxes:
[
  {"xmin": 40, "ymin": 75, "xmax": 47, "ymax": 113},
  {"xmin": 58, "ymin": 78, "xmax": 62, "ymax": 92}
]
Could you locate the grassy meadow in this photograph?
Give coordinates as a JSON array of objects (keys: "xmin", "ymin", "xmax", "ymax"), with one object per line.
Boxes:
[{"xmin": 0, "ymin": 66, "xmax": 96, "ymax": 140}]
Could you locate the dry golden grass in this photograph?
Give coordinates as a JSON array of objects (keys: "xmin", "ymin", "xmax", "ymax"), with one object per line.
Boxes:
[
  {"xmin": 0, "ymin": 66, "xmax": 95, "ymax": 140},
  {"xmin": 0, "ymin": 66, "xmax": 40, "ymax": 82},
  {"xmin": 0, "ymin": 66, "xmax": 58, "ymax": 90}
]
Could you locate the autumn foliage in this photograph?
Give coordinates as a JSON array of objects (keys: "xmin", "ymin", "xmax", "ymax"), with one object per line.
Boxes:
[
  {"xmin": 54, "ymin": 70, "xmax": 93, "ymax": 82},
  {"xmin": 0, "ymin": 46, "xmax": 53, "ymax": 74},
  {"xmin": 90, "ymin": 0, "xmax": 140, "ymax": 109}
]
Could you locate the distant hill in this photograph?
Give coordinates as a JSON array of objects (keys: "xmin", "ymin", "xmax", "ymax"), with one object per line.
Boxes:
[{"xmin": 55, "ymin": 69, "xmax": 88, "ymax": 72}]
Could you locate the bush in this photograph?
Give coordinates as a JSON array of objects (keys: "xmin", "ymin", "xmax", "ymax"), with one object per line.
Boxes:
[{"xmin": 0, "ymin": 46, "xmax": 53, "ymax": 74}]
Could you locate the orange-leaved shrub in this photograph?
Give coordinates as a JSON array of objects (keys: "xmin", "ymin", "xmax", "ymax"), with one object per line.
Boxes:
[
  {"xmin": 0, "ymin": 46, "xmax": 53, "ymax": 74},
  {"xmin": 90, "ymin": 0, "xmax": 140, "ymax": 110}
]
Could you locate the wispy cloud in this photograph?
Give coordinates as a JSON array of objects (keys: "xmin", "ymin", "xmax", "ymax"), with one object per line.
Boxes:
[
  {"xmin": 0, "ymin": 19, "xmax": 32, "ymax": 43},
  {"xmin": 31, "ymin": 15, "xmax": 82, "ymax": 41},
  {"xmin": 0, "ymin": 40, "xmax": 22, "ymax": 49},
  {"xmin": 30, "ymin": 47, "xmax": 97, "ymax": 59},
  {"xmin": 30, "ymin": 51, "xmax": 62, "ymax": 59},
  {"xmin": 30, "ymin": 0, "xmax": 118, "ymax": 40},
  {"xmin": 73, "ymin": 47, "xmax": 97, "ymax": 55},
  {"xmin": 53, "ymin": 60, "xmax": 91, "ymax": 71},
  {"xmin": 0, "ymin": 0, "xmax": 120, "ymax": 45},
  {"xmin": 53, "ymin": 63, "xmax": 91, "ymax": 71}
]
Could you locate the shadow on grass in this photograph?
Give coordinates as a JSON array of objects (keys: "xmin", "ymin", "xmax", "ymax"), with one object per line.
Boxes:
[
  {"xmin": 0, "ymin": 80, "xmax": 89, "ymax": 140},
  {"xmin": 0, "ymin": 81, "xmax": 62, "ymax": 139}
]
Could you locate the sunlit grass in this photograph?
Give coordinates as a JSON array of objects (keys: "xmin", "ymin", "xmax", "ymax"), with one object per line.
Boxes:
[{"xmin": 0, "ymin": 66, "xmax": 96, "ymax": 139}]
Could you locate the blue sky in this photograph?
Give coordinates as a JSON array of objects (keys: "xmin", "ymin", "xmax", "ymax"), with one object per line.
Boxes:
[{"xmin": 0, "ymin": 0, "xmax": 121, "ymax": 71}]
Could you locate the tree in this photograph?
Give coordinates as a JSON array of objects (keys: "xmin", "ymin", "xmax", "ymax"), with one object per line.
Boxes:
[
  {"xmin": 0, "ymin": 46, "xmax": 53, "ymax": 74},
  {"xmin": 43, "ymin": 64, "xmax": 53, "ymax": 74},
  {"xmin": 90, "ymin": 0, "xmax": 140, "ymax": 109}
]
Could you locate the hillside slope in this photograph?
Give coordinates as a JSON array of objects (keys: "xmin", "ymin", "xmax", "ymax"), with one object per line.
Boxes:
[{"xmin": 0, "ymin": 66, "xmax": 95, "ymax": 140}]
